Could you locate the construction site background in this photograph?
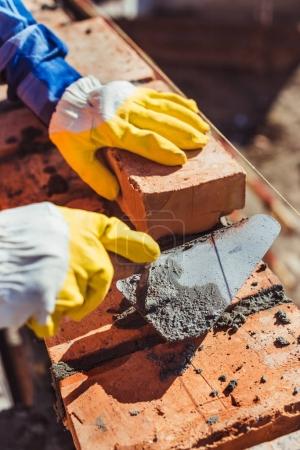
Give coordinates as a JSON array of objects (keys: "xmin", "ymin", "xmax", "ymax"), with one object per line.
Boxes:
[{"xmin": 0, "ymin": 1, "xmax": 299, "ymax": 449}]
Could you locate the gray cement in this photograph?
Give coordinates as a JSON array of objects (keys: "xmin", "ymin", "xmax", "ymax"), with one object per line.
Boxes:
[
  {"xmin": 207, "ymin": 415, "xmax": 219, "ymax": 425},
  {"xmin": 120, "ymin": 262, "xmax": 290, "ymax": 342},
  {"xmin": 118, "ymin": 218, "xmax": 282, "ymax": 342},
  {"xmin": 274, "ymin": 309, "xmax": 291, "ymax": 325},
  {"xmin": 95, "ymin": 416, "xmax": 107, "ymax": 432},
  {"xmin": 129, "ymin": 410, "xmax": 140, "ymax": 416},
  {"xmin": 51, "ymin": 361, "xmax": 78, "ymax": 381},
  {"xmin": 274, "ymin": 336, "xmax": 290, "ymax": 347},
  {"xmin": 127, "ymin": 257, "xmax": 228, "ymax": 342},
  {"xmin": 218, "ymin": 374, "xmax": 227, "ymax": 382},
  {"xmin": 214, "ymin": 284, "xmax": 290, "ymax": 333},
  {"xmin": 224, "ymin": 379, "xmax": 238, "ymax": 395}
]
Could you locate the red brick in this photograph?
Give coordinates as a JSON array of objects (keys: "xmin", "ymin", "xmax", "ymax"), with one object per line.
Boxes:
[
  {"xmin": 0, "ymin": 108, "xmax": 46, "ymax": 159},
  {"xmin": 57, "ymin": 303, "xmax": 300, "ymax": 450},
  {"xmin": 249, "ymin": 429, "xmax": 300, "ymax": 449},
  {"xmin": 0, "ymin": 145, "xmax": 104, "ymax": 211},
  {"xmin": 24, "ymin": 0, "xmax": 70, "ymax": 27},
  {"xmin": 54, "ymin": 17, "xmax": 154, "ymax": 83},
  {"xmin": 107, "ymin": 131, "xmax": 246, "ymax": 239}
]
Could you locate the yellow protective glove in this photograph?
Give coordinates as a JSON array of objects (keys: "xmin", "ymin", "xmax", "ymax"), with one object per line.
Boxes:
[
  {"xmin": 49, "ymin": 76, "xmax": 210, "ymax": 201},
  {"xmin": 24, "ymin": 204, "xmax": 160, "ymax": 338}
]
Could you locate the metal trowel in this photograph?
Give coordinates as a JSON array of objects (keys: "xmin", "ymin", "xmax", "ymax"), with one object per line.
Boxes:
[{"xmin": 116, "ymin": 215, "xmax": 280, "ymax": 342}]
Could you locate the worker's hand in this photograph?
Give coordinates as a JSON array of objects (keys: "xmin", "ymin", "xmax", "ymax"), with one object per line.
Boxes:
[
  {"xmin": 49, "ymin": 76, "xmax": 210, "ymax": 200},
  {"xmin": 0, "ymin": 202, "xmax": 160, "ymax": 338}
]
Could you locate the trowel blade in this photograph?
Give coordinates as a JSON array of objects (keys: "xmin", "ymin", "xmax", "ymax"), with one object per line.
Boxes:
[{"xmin": 116, "ymin": 214, "xmax": 280, "ymax": 342}]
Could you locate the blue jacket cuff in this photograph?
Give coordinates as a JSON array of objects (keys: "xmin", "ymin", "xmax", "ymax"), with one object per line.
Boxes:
[
  {"xmin": 0, "ymin": 0, "xmax": 36, "ymax": 45},
  {"xmin": 0, "ymin": 23, "xmax": 81, "ymax": 125},
  {"xmin": 18, "ymin": 58, "xmax": 81, "ymax": 125}
]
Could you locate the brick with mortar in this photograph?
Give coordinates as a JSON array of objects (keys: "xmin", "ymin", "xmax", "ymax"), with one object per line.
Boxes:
[
  {"xmin": 57, "ymin": 302, "xmax": 300, "ymax": 450},
  {"xmin": 46, "ymin": 265, "xmax": 281, "ymax": 367}
]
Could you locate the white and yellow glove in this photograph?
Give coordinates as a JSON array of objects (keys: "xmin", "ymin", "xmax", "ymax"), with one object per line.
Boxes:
[
  {"xmin": 49, "ymin": 76, "xmax": 210, "ymax": 200},
  {"xmin": 0, "ymin": 202, "xmax": 160, "ymax": 338}
]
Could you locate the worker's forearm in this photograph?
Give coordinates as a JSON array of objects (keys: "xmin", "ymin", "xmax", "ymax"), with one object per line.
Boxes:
[{"xmin": 0, "ymin": 0, "xmax": 81, "ymax": 124}]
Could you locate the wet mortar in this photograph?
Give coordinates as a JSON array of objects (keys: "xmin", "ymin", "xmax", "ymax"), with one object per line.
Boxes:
[
  {"xmin": 274, "ymin": 336, "xmax": 290, "ymax": 347},
  {"xmin": 214, "ymin": 284, "xmax": 290, "ymax": 333},
  {"xmin": 51, "ymin": 361, "xmax": 79, "ymax": 381},
  {"xmin": 116, "ymin": 283, "xmax": 290, "ymax": 340},
  {"xmin": 95, "ymin": 416, "xmax": 107, "ymax": 432},
  {"xmin": 126, "ymin": 256, "xmax": 228, "ymax": 342},
  {"xmin": 129, "ymin": 410, "xmax": 140, "ymax": 416},
  {"xmin": 218, "ymin": 374, "xmax": 227, "ymax": 382},
  {"xmin": 275, "ymin": 309, "xmax": 291, "ymax": 325},
  {"xmin": 118, "ymin": 224, "xmax": 290, "ymax": 341},
  {"xmin": 260, "ymin": 375, "xmax": 267, "ymax": 384},
  {"xmin": 224, "ymin": 379, "xmax": 238, "ymax": 395},
  {"xmin": 207, "ymin": 415, "xmax": 219, "ymax": 425},
  {"xmin": 52, "ymin": 284, "xmax": 291, "ymax": 381}
]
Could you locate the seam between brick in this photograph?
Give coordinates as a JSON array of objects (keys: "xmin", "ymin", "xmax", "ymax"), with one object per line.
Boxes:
[{"xmin": 178, "ymin": 378, "xmax": 207, "ymax": 420}]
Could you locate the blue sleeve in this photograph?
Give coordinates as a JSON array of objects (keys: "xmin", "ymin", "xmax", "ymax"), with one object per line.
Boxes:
[
  {"xmin": 0, "ymin": 0, "xmax": 81, "ymax": 125},
  {"xmin": 0, "ymin": 0, "xmax": 36, "ymax": 44}
]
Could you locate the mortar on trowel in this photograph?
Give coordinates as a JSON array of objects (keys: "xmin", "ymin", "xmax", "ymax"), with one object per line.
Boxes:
[{"xmin": 116, "ymin": 214, "xmax": 280, "ymax": 342}]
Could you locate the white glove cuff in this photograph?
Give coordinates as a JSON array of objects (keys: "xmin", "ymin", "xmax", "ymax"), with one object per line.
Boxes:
[
  {"xmin": 0, "ymin": 203, "xmax": 69, "ymax": 329},
  {"xmin": 49, "ymin": 75, "xmax": 136, "ymax": 134}
]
